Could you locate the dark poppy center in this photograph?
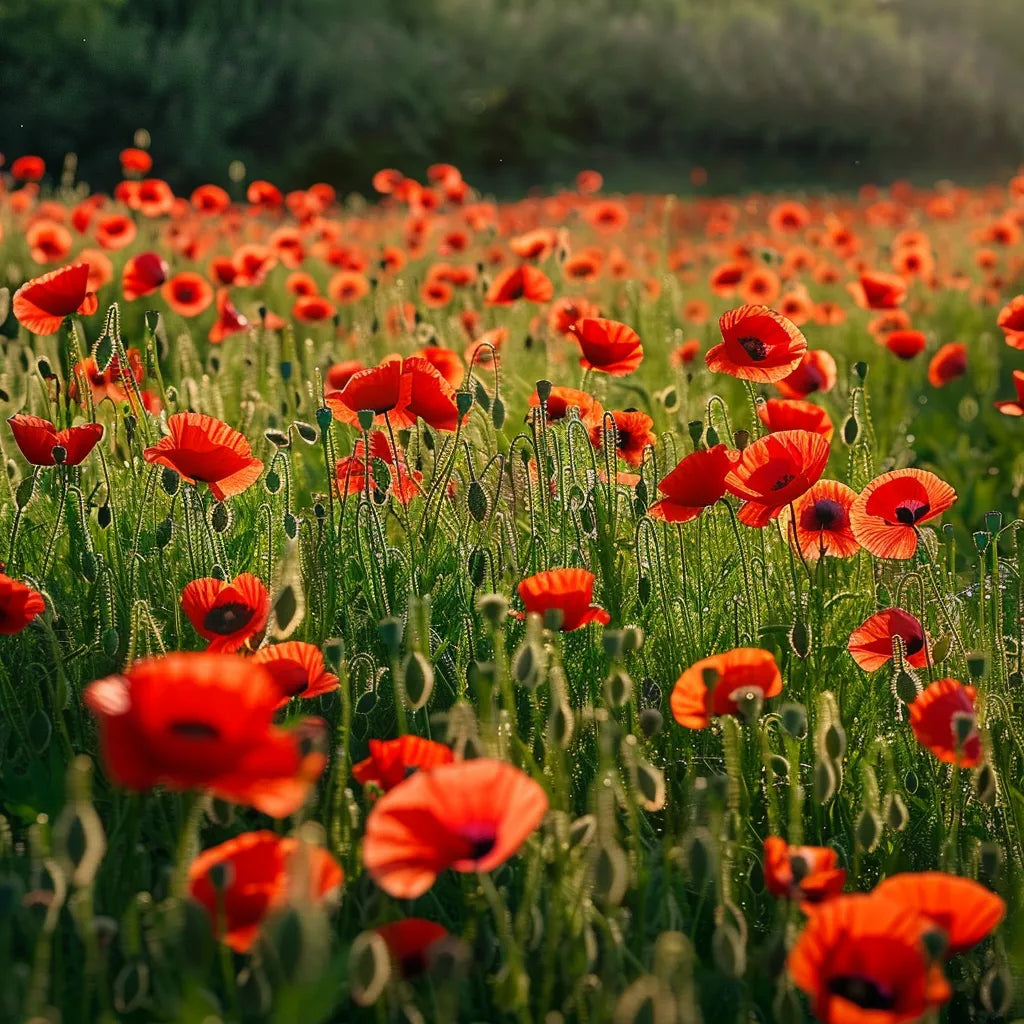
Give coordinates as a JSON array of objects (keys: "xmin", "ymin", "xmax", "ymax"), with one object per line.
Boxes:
[
  {"xmin": 772, "ymin": 473, "xmax": 796, "ymax": 491},
  {"xmin": 904, "ymin": 633, "xmax": 925, "ymax": 656},
  {"xmin": 91, "ymin": 373, "xmax": 107, "ymax": 385},
  {"xmin": 894, "ymin": 500, "xmax": 930, "ymax": 525},
  {"xmin": 203, "ymin": 602, "xmax": 254, "ymax": 635},
  {"xmin": 738, "ymin": 336, "xmax": 768, "ymax": 361},
  {"xmin": 811, "ymin": 499, "xmax": 843, "ymax": 529},
  {"xmin": 827, "ymin": 974, "xmax": 896, "ymax": 1010},
  {"xmin": 169, "ymin": 720, "xmax": 221, "ymax": 740},
  {"xmin": 459, "ymin": 824, "xmax": 498, "ymax": 861}
]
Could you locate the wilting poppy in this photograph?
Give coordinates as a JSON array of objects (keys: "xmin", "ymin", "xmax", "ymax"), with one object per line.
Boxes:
[
  {"xmin": 590, "ymin": 410, "xmax": 656, "ymax": 466},
  {"xmin": 884, "ymin": 329, "xmax": 926, "ymax": 360},
  {"xmin": 362, "ymin": 758, "xmax": 548, "ymax": 898},
  {"xmin": 13, "ymin": 262, "xmax": 96, "ymax": 335},
  {"xmin": 353, "ymin": 736, "xmax": 455, "ymax": 794},
  {"xmin": 516, "ymin": 568, "xmax": 610, "ymax": 631},
  {"xmin": 251, "ymin": 642, "xmax": 340, "ymax": 707},
  {"xmin": 670, "ymin": 647, "xmax": 782, "ymax": 729},
  {"xmin": 707, "ymin": 305, "xmax": 807, "ymax": 383},
  {"xmin": 994, "ymin": 369, "xmax": 1024, "ymax": 415},
  {"xmin": 143, "ymin": 412, "xmax": 264, "ymax": 501},
  {"xmin": 189, "ymin": 831, "xmax": 343, "ymax": 953},
  {"xmin": 122, "ymin": 252, "xmax": 168, "ymax": 301},
  {"xmin": 909, "ymin": 678, "xmax": 981, "ymax": 767},
  {"xmin": 780, "ymin": 480, "xmax": 860, "ymax": 560},
  {"xmin": 849, "ymin": 469, "xmax": 956, "ymax": 559},
  {"xmin": 757, "ymin": 398, "xmax": 833, "ymax": 441},
  {"xmin": 8, "ymin": 414, "xmax": 103, "ymax": 467},
  {"xmin": 0, "ymin": 573, "xmax": 46, "ymax": 634},
  {"xmin": 649, "ymin": 444, "xmax": 734, "ymax": 523},
  {"xmin": 529, "ymin": 385, "xmax": 604, "ymax": 429},
  {"xmin": 763, "ymin": 837, "xmax": 846, "ymax": 905},
  {"xmin": 485, "ymin": 264, "xmax": 554, "ymax": 305},
  {"xmin": 725, "ymin": 429, "xmax": 830, "ymax": 527},
  {"xmin": 847, "ymin": 608, "xmax": 929, "ymax": 672},
  {"xmin": 208, "ymin": 288, "xmax": 250, "ymax": 343},
  {"xmin": 84, "ymin": 651, "xmax": 326, "ymax": 816},
  {"xmin": 776, "ymin": 349, "xmax": 837, "ymax": 399},
  {"xmin": 162, "ymin": 272, "xmax": 214, "ymax": 317},
  {"xmin": 181, "ymin": 573, "xmax": 270, "ymax": 653},
  {"xmin": 376, "ymin": 919, "xmax": 449, "ymax": 977},
  {"xmin": 927, "ymin": 343, "xmax": 967, "ymax": 387},
  {"xmin": 872, "ymin": 872, "xmax": 1004, "ymax": 957},
  {"xmin": 569, "ymin": 317, "xmax": 644, "ymax": 376},
  {"xmin": 788, "ymin": 895, "xmax": 951, "ymax": 1024},
  {"xmin": 848, "ymin": 270, "xmax": 907, "ymax": 310}
]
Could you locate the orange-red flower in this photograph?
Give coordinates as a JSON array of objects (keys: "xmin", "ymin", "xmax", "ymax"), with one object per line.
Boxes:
[
  {"xmin": 776, "ymin": 349, "xmax": 837, "ymax": 399},
  {"xmin": 649, "ymin": 444, "xmax": 734, "ymax": 523},
  {"xmin": 376, "ymin": 919, "xmax": 449, "ymax": 977},
  {"xmin": 292, "ymin": 294, "xmax": 336, "ymax": 324},
  {"xmin": 569, "ymin": 317, "xmax": 644, "ymax": 376},
  {"xmin": 414, "ymin": 347, "xmax": 465, "ymax": 388},
  {"xmin": 995, "ymin": 369, "xmax": 1024, "ymax": 416},
  {"xmin": 763, "ymin": 837, "xmax": 845, "ymax": 905},
  {"xmin": 516, "ymin": 568, "xmax": 611, "ymax": 631},
  {"xmin": 251, "ymin": 642, "xmax": 340, "ymax": 707},
  {"xmin": 362, "ymin": 758, "xmax": 548, "ymax": 898},
  {"xmin": 162, "ymin": 272, "xmax": 214, "ymax": 317},
  {"xmin": 848, "ymin": 608, "xmax": 929, "ymax": 672},
  {"xmin": 848, "ymin": 270, "xmax": 907, "ymax": 310},
  {"xmin": 884, "ymin": 329, "xmax": 926, "ymax": 360},
  {"xmin": 122, "ymin": 252, "xmax": 168, "ymax": 301},
  {"xmin": 13, "ymin": 262, "xmax": 97, "ymax": 335},
  {"xmin": 208, "ymin": 288, "xmax": 250, "ymax": 343},
  {"xmin": 8, "ymin": 414, "xmax": 103, "ymax": 467},
  {"xmin": 352, "ymin": 736, "xmax": 455, "ymax": 794},
  {"xmin": 70, "ymin": 349, "xmax": 144, "ymax": 408},
  {"xmin": 0, "ymin": 573, "xmax": 46, "ymax": 634},
  {"xmin": 181, "ymin": 573, "xmax": 270, "ymax": 653},
  {"xmin": 26, "ymin": 219, "xmax": 73, "ymax": 264},
  {"xmin": 11, "ymin": 155, "xmax": 45, "ymax": 181},
  {"xmin": 119, "ymin": 148, "xmax": 152, "ymax": 175},
  {"xmin": 849, "ymin": 469, "xmax": 956, "ymax": 559},
  {"xmin": 779, "ymin": 480, "xmax": 860, "ymax": 560},
  {"xmin": 485, "ymin": 264, "xmax": 554, "ymax": 305},
  {"xmin": 334, "ymin": 430, "xmax": 422, "ymax": 504},
  {"xmin": 529, "ymin": 386, "xmax": 604, "ymax": 429},
  {"xmin": 670, "ymin": 647, "xmax": 782, "ymax": 729},
  {"xmin": 94, "ymin": 213, "xmax": 138, "ymax": 251},
  {"xmin": 84, "ymin": 652, "xmax": 326, "ymax": 816},
  {"xmin": 707, "ymin": 305, "xmax": 807, "ymax": 383},
  {"xmin": 589, "ymin": 410, "xmax": 656, "ymax": 466},
  {"xmin": 996, "ymin": 294, "xmax": 1024, "ymax": 346},
  {"xmin": 757, "ymin": 398, "xmax": 833, "ymax": 441},
  {"xmin": 189, "ymin": 831, "xmax": 343, "ymax": 952},
  {"xmin": 926, "ymin": 343, "xmax": 967, "ymax": 387},
  {"xmin": 143, "ymin": 412, "xmax": 264, "ymax": 501},
  {"xmin": 909, "ymin": 678, "xmax": 981, "ymax": 767}
]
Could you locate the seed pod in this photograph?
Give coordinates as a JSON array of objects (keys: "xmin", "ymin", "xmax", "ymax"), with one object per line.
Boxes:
[
  {"xmin": 639, "ymin": 708, "xmax": 662, "ymax": 738},
  {"xmin": 812, "ymin": 759, "xmax": 837, "ymax": 804},
  {"xmin": 981, "ymin": 966, "xmax": 1012, "ymax": 1017},
  {"xmin": 349, "ymin": 930, "xmax": 391, "ymax": 1006},
  {"xmin": 883, "ymin": 792, "xmax": 909, "ymax": 831},
  {"xmin": 209, "ymin": 502, "xmax": 231, "ymax": 534},
  {"xmin": 402, "ymin": 652, "xmax": 434, "ymax": 711},
  {"xmin": 712, "ymin": 923, "xmax": 745, "ymax": 978},
  {"xmin": 592, "ymin": 840, "xmax": 629, "ymax": 905},
  {"xmin": 378, "ymin": 616, "xmax": 404, "ymax": 655},
  {"xmin": 855, "ymin": 807, "xmax": 881, "ymax": 852},
  {"xmin": 535, "ymin": 379, "xmax": 553, "ymax": 404},
  {"xmin": 780, "ymin": 702, "xmax": 808, "ymax": 740},
  {"xmin": 894, "ymin": 667, "xmax": 921, "ymax": 704},
  {"xmin": 511, "ymin": 641, "xmax": 541, "ymax": 688},
  {"xmin": 975, "ymin": 762, "xmax": 997, "ymax": 805},
  {"xmin": 315, "ymin": 406, "xmax": 334, "ymax": 432},
  {"xmin": 605, "ymin": 669, "xmax": 632, "ymax": 708}
]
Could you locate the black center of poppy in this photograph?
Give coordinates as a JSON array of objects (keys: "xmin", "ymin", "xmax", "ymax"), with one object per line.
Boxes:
[
  {"xmin": 772, "ymin": 473, "xmax": 796, "ymax": 491},
  {"xmin": 400, "ymin": 953, "xmax": 428, "ymax": 977},
  {"xmin": 91, "ymin": 373, "xmax": 106, "ymax": 385},
  {"xmin": 904, "ymin": 633, "xmax": 924, "ymax": 656},
  {"xmin": 469, "ymin": 836, "xmax": 496, "ymax": 859},
  {"xmin": 169, "ymin": 720, "xmax": 221, "ymax": 740},
  {"xmin": 203, "ymin": 602, "xmax": 253, "ymax": 635},
  {"xmin": 812, "ymin": 498, "xmax": 843, "ymax": 528},
  {"xmin": 894, "ymin": 501, "xmax": 930, "ymax": 525},
  {"xmin": 738, "ymin": 336, "xmax": 768, "ymax": 360},
  {"xmin": 827, "ymin": 974, "xmax": 896, "ymax": 1010}
]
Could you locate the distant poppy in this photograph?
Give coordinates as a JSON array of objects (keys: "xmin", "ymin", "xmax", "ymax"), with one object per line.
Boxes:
[
  {"xmin": 707, "ymin": 305, "xmax": 807, "ymax": 383},
  {"xmin": 909, "ymin": 678, "xmax": 981, "ymax": 767},
  {"xmin": 209, "ymin": 256, "xmax": 237, "ymax": 286},
  {"xmin": 548, "ymin": 296, "xmax": 600, "ymax": 334},
  {"xmin": 868, "ymin": 309, "xmax": 912, "ymax": 339},
  {"xmin": 590, "ymin": 410, "xmax": 656, "ymax": 466},
  {"xmin": 334, "ymin": 431, "xmax": 423, "ymax": 505},
  {"xmin": 757, "ymin": 398, "xmax": 833, "ymax": 441},
  {"xmin": 529, "ymin": 385, "xmax": 604, "ymax": 429},
  {"xmin": 738, "ymin": 266, "xmax": 781, "ymax": 306},
  {"xmin": 231, "ymin": 244, "xmax": 277, "ymax": 288},
  {"xmin": 78, "ymin": 248, "xmax": 114, "ymax": 291},
  {"xmin": 585, "ymin": 200, "xmax": 628, "ymax": 233},
  {"xmin": 884, "ymin": 329, "xmax": 926, "ymax": 360},
  {"xmin": 327, "ymin": 270, "xmax": 371, "ymax": 305},
  {"xmin": 997, "ymin": 294, "xmax": 1024, "ymax": 347},
  {"xmin": 94, "ymin": 213, "xmax": 137, "ymax": 251},
  {"xmin": 763, "ymin": 837, "xmax": 845, "ymax": 905},
  {"xmin": 162, "ymin": 272, "xmax": 214, "ymax": 318},
  {"xmin": 376, "ymin": 919, "xmax": 449, "ymax": 977},
  {"xmin": 516, "ymin": 568, "xmax": 610, "ymax": 631},
  {"xmin": 84, "ymin": 652, "xmax": 326, "ymax": 816},
  {"xmin": 777, "ymin": 288, "xmax": 814, "ymax": 327},
  {"xmin": 465, "ymin": 328, "xmax": 507, "ymax": 370},
  {"xmin": 208, "ymin": 288, "xmax": 250, "ymax": 343},
  {"xmin": 362, "ymin": 758, "xmax": 548, "ymax": 898},
  {"xmin": 121, "ymin": 252, "xmax": 168, "ymax": 301},
  {"xmin": 326, "ymin": 360, "xmax": 365, "ymax": 391},
  {"xmin": 848, "ymin": 270, "xmax": 907, "ymax": 310},
  {"xmin": 143, "ymin": 412, "xmax": 264, "ymax": 501},
  {"xmin": 509, "ymin": 228, "xmax": 558, "ymax": 261},
  {"xmin": 8, "ymin": 414, "xmax": 103, "ymax": 467},
  {"xmin": 725, "ymin": 429, "xmax": 830, "ymax": 527},
  {"xmin": 119, "ymin": 148, "xmax": 152, "ymax": 175},
  {"xmin": 681, "ymin": 298, "xmax": 710, "ymax": 324},
  {"xmin": 892, "ymin": 246, "xmax": 934, "ymax": 280},
  {"xmin": 0, "ymin": 573, "xmax": 46, "ymax": 634},
  {"xmin": 353, "ymin": 736, "xmax": 455, "ymax": 794},
  {"xmin": 563, "ymin": 253, "xmax": 602, "ymax": 282},
  {"xmin": 788, "ymin": 895, "xmax": 951, "ymax": 1024},
  {"xmin": 191, "ymin": 184, "xmax": 231, "ymax": 214},
  {"xmin": 576, "ymin": 169, "xmax": 603, "ymax": 194},
  {"xmin": 70, "ymin": 348, "xmax": 143, "ymax": 408},
  {"xmin": 485, "ymin": 264, "xmax": 553, "ymax": 305},
  {"xmin": 13, "ymin": 262, "xmax": 96, "ymax": 335},
  {"xmin": 285, "ymin": 271, "xmax": 319, "ymax": 297},
  {"xmin": 189, "ymin": 831, "xmax": 343, "ymax": 952},
  {"xmin": 780, "ymin": 480, "xmax": 860, "ymax": 560},
  {"xmin": 994, "ymin": 369, "xmax": 1024, "ymax": 416},
  {"xmin": 649, "ymin": 444, "xmax": 734, "ymax": 523},
  {"xmin": 848, "ymin": 608, "xmax": 929, "ymax": 672},
  {"xmin": 11, "ymin": 155, "xmax": 45, "ymax": 181},
  {"xmin": 421, "ymin": 279, "xmax": 453, "ymax": 308},
  {"xmin": 27, "ymin": 220, "xmax": 72, "ymax": 264},
  {"xmin": 415, "ymin": 346, "xmax": 464, "ymax": 388},
  {"xmin": 872, "ymin": 872, "xmax": 1004, "ymax": 957},
  {"xmin": 926, "ymin": 343, "xmax": 967, "ymax": 387},
  {"xmin": 670, "ymin": 647, "xmax": 782, "ymax": 729},
  {"xmin": 252, "ymin": 642, "xmax": 340, "ymax": 706},
  {"xmin": 776, "ymin": 350, "xmax": 837, "ymax": 399},
  {"xmin": 768, "ymin": 201, "xmax": 811, "ymax": 234},
  {"xmin": 292, "ymin": 294, "xmax": 336, "ymax": 324},
  {"xmin": 709, "ymin": 261, "xmax": 747, "ymax": 297},
  {"xmin": 132, "ymin": 178, "xmax": 175, "ymax": 218},
  {"xmin": 849, "ymin": 469, "xmax": 956, "ymax": 559},
  {"xmin": 812, "ymin": 301, "xmax": 846, "ymax": 326},
  {"xmin": 372, "ymin": 168, "xmax": 405, "ymax": 194},
  {"xmin": 569, "ymin": 317, "xmax": 644, "ymax": 376},
  {"xmin": 181, "ymin": 573, "xmax": 270, "ymax": 653},
  {"xmin": 670, "ymin": 338, "xmax": 701, "ymax": 367}
]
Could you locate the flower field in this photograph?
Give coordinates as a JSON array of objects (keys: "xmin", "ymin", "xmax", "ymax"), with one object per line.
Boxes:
[{"xmin": 2, "ymin": 151, "xmax": 1024, "ymax": 1022}]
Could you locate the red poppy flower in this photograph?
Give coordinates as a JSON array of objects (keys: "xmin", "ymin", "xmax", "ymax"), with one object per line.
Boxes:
[
  {"xmin": 768, "ymin": 200, "xmax": 811, "ymax": 233},
  {"xmin": 251, "ymin": 642, "xmax": 340, "ymax": 707},
  {"xmin": 362, "ymin": 758, "xmax": 548, "ymax": 898},
  {"xmin": 909, "ymin": 678, "xmax": 981, "ymax": 767},
  {"xmin": 738, "ymin": 266, "xmax": 781, "ymax": 307},
  {"xmin": 926, "ymin": 343, "xmax": 967, "ymax": 387},
  {"xmin": 402, "ymin": 356, "xmax": 461, "ymax": 431},
  {"xmin": 209, "ymin": 288, "xmax": 250, "ymax": 344},
  {"xmin": 181, "ymin": 573, "xmax": 270, "ymax": 653},
  {"xmin": 191, "ymin": 184, "xmax": 231, "ymax": 214},
  {"xmin": 84, "ymin": 652, "xmax": 327, "ymax": 816},
  {"xmin": 775, "ymin": 349, "xmax": 837, "ymax": 399},
  {"xmin": 649, "ymin": 444, "xmax": 734, "ymax": 523},
  {"xmin": 8, "ymin": 414, "xmax": 103, "ymax": 467},
  {"xmin": 528, "ymin": 386, "xmax": 604, "ymax": 429},
  {"xmin": 788, "ymin": 895, "xmax": 951, "ymax": 1024},
  {"xmin": 70, "ymin": 349, "xmax": 144, "ymax": 408},
  {"xmin": 335, "ymin": 430, "xmax": 423, "ymax": 504},
  {"xmin": 0, "ymin": 573, "xmax": 46, "ymax": 634},
  {"xmin": 670, "ymin": 338, "xmax": 701, "ymax": 367},
  {"xmin": 162, "ymin": 272, "xmax": 214, "ymax": 317},
  {"xmin": 724, "ymin": 429, "xmax": 830, "ymax": 527},
  {"xmin": 883, "ymin": 329, "xmax": 926, "ymax": 360},
  {"xmin": 292, "ymin": 294, "xmax": 336, "ymax": 324},
  {"xmin": 485, "ymin": 264, "xmax": 554, "ymax": 305},
  {"xmin": 11, "ymin": 155, "xmax": 45, "ymax": 181},
  {"xmin": 994, "ymin": 369, "xmax": 1024, "ymax": 416},
  {"xmin": 352, "ymin": 736, "xmax": 455, "ymax": 794},
  {"xmin": 326, "ymin": 359, "xmax": 409, "ymax": 429},
  {"xmin": 121, "ymin": 252, "xmax": 168, "ymax": 301},
  {"xmin": 779, "ymin": 480, "xmax": 860, "ymax": 560},
  {"xmin": 569, "ymin": 317, "xmax": 644, "ymax": 376},
  {"xmin": 325, "ymin": 360, "xmax": 365, "ymax": 391},
  {"xmin": 849, "ymin": 469, "xmax": 956, "ymax": 559},
  {"xmin": 549, "ymin": 296, "xmax": 600, "ymax": 335},
  {"xmin": 670, "ymin": 647, "xmax": 782, "ymax": 729},
  {"xmin": 707, "ymin": 305, "xmax": 807, "ymax": 383},
  {"xmin": 585, "ymin": 199, "xmax": 628, "ymax": 233},
  {"xmin": 763, "ymin": 837, "xmax": 845, "ymax": 905},
  {"xmin": 757, "ymin": 398, "xmax": 833, "ymax": 441},
  {"xmin": 143, "ymin": 412, "xmax": 264, "ymax": 501},
  {"xmin": 94, "ymin": 213, "xmax": 138, "ymax": 251},
  {"xmin": 996, "ymin": 294, "xmax": 1024, "ymax": 343},
  {"xmin": 415, "ymin": 347, "xmax": 465, "ymax": 388},
  {"xmin": 13, "ymin": 262, "xmax": 96, "ymax": 335},
  {"xmin": 848, "ymin": 270, "xmax": 907, "ymax": 310},
  {"xmin": 848, "ymin": 608, "xmax": 930, "ymax": 672},
  {"xmin": 589, "ymin": 410, "xmax": 656, "ymax": 466},
  {"xmin": 189, "ymin": 831, "xmax": 343, "ymax": 953},
  {"xmin": 78, "ymin": 248, "xmax": 114, "ymax": 291},
  {"xmin": 130, "ymin": 178, "xmax": 176, "ymax": 217},
  {"xmin": 119, "ymin": 148, "xmax": 153, "ymax": 175},
  {"xmin": 872, "ymin": 872, "xmax": 1004, "ymax": 957},
  {"xmin": 247, "ymin": 179, "xmax": 283, "ymax": 209},
  {"xmin": 376, "ymin": 919, "xmax": 449, "ymax": 977},
  {"xmin": 516, "ymin": 568, "xmax": 610, "ymax": 631},
  {"xmin": 327, "ymin": 270, "xmax": 370, "ymax": 305}
]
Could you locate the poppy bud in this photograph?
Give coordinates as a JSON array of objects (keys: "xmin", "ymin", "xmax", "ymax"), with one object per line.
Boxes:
[
  {"xmin": 294, "ymin": 421, "xmax": 317, "ymax": 445},
  {"xmin": 377, "ymin": 616, "xmax": 403, "ymax": 655},
  {"xmin": 102, "ymin": 627, "xmax": 119, "ymax": 656},
  {"xmin": 570, "ymin": 814, "xmax": 597, "ymax": 848},
  {"xmin": 883, "ymin": 792, "xmax": 909, "ymax": 831},
  {"xmin": 823, "ymin": 721, "xmax": 846, "ymax": 761},
  {"xmin": 812, "ymin": 759, "xmax": 837, "ymax": 803},
  {"xmin": 265, "ymin": 429, "xmax": 291, "ymax": 448},
  {"xmin": 113, "ymin": 959, "xmax": 150, "ymax": 1014},
  {"xmin": 855, "ymin": 807, "xmax": 881, "ymax": 851},
  {"xmin": 349, "ymin": 930, "xmax": 391, "ymax": 1006},
  {"xmin": 894, "ymin": 666, "xmax": 920, "ymax": 704},
  {"xmin": 712, "ymin": 923, "xmax": 745, "ymax": 978},
  {"xmin": 155, "ymin": 517, "xmax": 172, "ymax": 548},
  {"xmin": 542, "ymin": 607, "xmax": 565, "ymax": 632},
  {"xmin": 511, "ymin": 641, "xmax": 542, "ymax": 689},
  {"xmin": 842, "ymin": 416, "xmax": 859, "ymax": 444},
  {"xmin": 455, "ymin": 391, "xmax": 473, "ymax": 417},
  {"xmin": 773, "ymin": 982, "xmax": 805, "ymax": 1024},
  {"xmin": 979, "ymin": 840, "xmax": 1002, "ymax": 882},
  {"xmin": 492, "ymin": 397, "xmax": 505, "ymax": 429},
  {"xmin": 605, "ymin": 669, "xmax": 632, "ymax": 708},
  {"xmin": 789, "ymin": 618, "xmax": 810, "ymax": 659},
  {"xmin": 535, "ymin": 379, "xmax": 552, "ymax": 404},
  {"xmin": 209, "ymin": 502, "xmax": 231, "ymax": 534},
  {"xmin": 981, "ymin": 966, "xmax": 1012, "ymax": 1017},
  {"xmin": 402, "ymin": 652, "xmax": 434, "ymax": 711},
  {"xmin": 705, "ymin": 425, "xmax": 719, "ymax": 446},
  {"xmin": 683, "ymin": 829, "xmax": 715, "ymax": 888},
  {"xmin": 548, "ymin": 701, "xmax": 573, "ymax": 748},
  {"xmin": 476, "ymin": 593, "xmax": 509, "ymax": 626},
  {"xmin": 81, "ymin": 550, "xmax": 98, "ymax": 582},
  {"xmin": 97, "ymin": 504, "xmax": 112, "ymax": 529},
  {"xmin": 975, "ymin": 762, "xmax": 997, "ymax": 805},
  {"xmin": 467, "ymin": 480, "xmax": 488, "ymax": 522},
  {"xmin": 639, "ymin": 708, "xmax": 662, "ymax": 738},
  {"xmin": 769, "ymin": 754, "xmax": 789, "ymax": 781},
  {"xmin": 853, "ymin": 361, "xmax": 868, "ymax": 381},
  {"xmin": 966, "ymin": 650, "xmax": 987, "ymax": 678},
  {"xmin": 623, "ymin": 626, "xmax": 644, "ymax": 653},
  {"xmin": 160, "ymin": 466, "xmax": 179, "ymax": 495},
  {"xmin": 602, "ymin": 628, "xmax": 625, "ymax": 658},
  {"xmin": 634, "ymin": 759, "xmax": 665, "ymax": 811},
  {"xmin": 593, "ymin": 840, "xmax": 629, "ymax": 905},
  {"xmin": 315, "ymin": 406, "xmax": 333, "ymax": 432},
  {"xmin": 921, "ymin": 926, "xmax": 948, "ymax": 963}
]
